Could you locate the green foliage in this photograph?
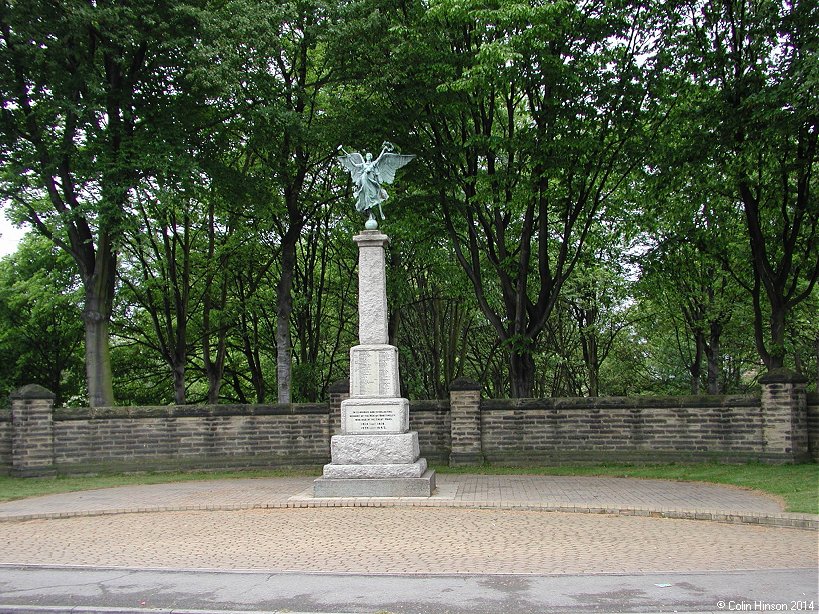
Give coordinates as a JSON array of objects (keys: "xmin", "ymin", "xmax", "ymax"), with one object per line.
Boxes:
[
  {"xmin": 0, "ymin": 234, "xmax": 84, "ymax": 406},
  {"xmin": 654, "ymin": 0, "xmax": 819, "ymax": 372},
  {"xmin": 0, "ymin": 0, "xmax": 815, "ymax": 405}
]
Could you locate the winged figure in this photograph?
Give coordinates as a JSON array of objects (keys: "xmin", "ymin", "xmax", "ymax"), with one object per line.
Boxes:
[{"xmin": 337, "ymin": 142, "xmax": 415, "ymax": 225}]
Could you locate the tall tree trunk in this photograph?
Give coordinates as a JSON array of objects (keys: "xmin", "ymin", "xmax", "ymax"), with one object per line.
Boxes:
[
  {"xmin": 705, "ymin": 345, "xmax": 720, "ymax": 395},
  {"xmin": 203, "ymin": 299, "xmax": 227, "ymax": 405},
  {"xmin": 582, "ymin": 334, "xmax": 600, "ymax": 398},
  {"xmin": 276, "ymin": 233, "xmax": 297, "ymax": 404},
  {"xmin": 767, "ymin": 299, "xmax": 787, "ymax": 370},
  {"xmin": 172, "ymin": 364, "xmax": 186, "ymax": 405},
  {"xmin": 705, "ymin": 321, "xmax": 722, "ymax": 395},
  {"xmin": 83, "ymin": 292, "xmax": 115, "ymax": 407},
  {"xmin": 509, "ymin": 350, "xmax": 535, "ymax": 398},
  {"xmin": 690, "ymin": 334, "xmax": 703, "ymax": 395},
  {"xmin": 82, "ymin": 246, "xmax": 116, "ymax": 407},
  {"xmin": 815, "ymin": 332, "xmax": 819, "ymax": 391},
  {"xmin": 203, "ymin": 201, "xmax": 227, "ymax": 405}
]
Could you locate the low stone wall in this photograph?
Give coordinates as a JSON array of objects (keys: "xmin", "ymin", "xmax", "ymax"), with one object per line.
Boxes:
[
  {"xmin": 51, "ymin": 404, "xmax": 331, "ymax": 474},
  {"xmin": 3, "ymin": 374, "xmax": 815, "ymax": 476},
  {"xmin": 409, "ymin": 399, "xmax": 451, "ymax": 463},
  {"xmin": 479, "ymin": 396, "xmax": 765, "ymax": 464}
]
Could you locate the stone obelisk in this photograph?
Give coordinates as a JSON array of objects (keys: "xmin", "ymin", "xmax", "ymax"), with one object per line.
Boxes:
[{"xmin": 313, "ymin": 231, "xmax": 435, "ymax": 497}]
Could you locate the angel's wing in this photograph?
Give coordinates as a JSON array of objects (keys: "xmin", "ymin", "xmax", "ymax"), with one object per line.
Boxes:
[
  {"xmin": 337, "ymin": 152, "xmax": 366, "ymax": 183},
  {"xmin": 375, "ymin": 153, "xmax": 415, "ymax": 184}
]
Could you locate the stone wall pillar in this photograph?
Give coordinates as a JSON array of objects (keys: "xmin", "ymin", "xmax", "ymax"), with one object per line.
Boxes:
[
  {"xmin": 10, "ymin": 384, "xmax": 56, "ymax": 476},
  {"xmin": 449, "ymin": 377, "xmax": 483, "ymax": 466},
  {"xmin": 328, "ymin": 378, "xmax": 350, "ymax": 436},
  {"xmin": 760, "ymin": 369, "xmax": 810, "ymax": 462}
]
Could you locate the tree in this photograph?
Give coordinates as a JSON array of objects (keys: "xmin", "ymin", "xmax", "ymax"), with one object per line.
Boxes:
[
  {"xmin": 382, "ymin": 0, "xmax": 663, "ymax": 397},
  {"xmin": 563, "ymin": 232, "xmax": 643, "ymax": 397},
  {"xmin": 0, "ymin": 234, "xmax": 84, "ymax": 405},
  {"xmin": 661, "ymin": 0, "xmax": 819, "ymax": 372},
  {"xmin": 194, "ymin": 0, "xmax": 347, "ymax": 403},
  {"xmin": 117, "ymin": 185, "xmax": 200, "ymax": 405},
  {"xmin": 0, "ymin": 0, "xmax": 204, "ymax": 405}
]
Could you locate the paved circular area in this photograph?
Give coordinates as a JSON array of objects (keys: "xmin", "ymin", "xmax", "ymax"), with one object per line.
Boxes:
[
  {"xmin": 0, "ymin": 507, "xmax": 815, "ymax": 575},
  {"xmin": 0, "ymin": 475, "xmax": 792, "ymax": 520},
  {"xmin": 0, "ymin": 475, "xmax": 815, "ymax": 578}
]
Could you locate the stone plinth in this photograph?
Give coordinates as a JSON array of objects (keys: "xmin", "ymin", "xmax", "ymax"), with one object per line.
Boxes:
[
  {"xmin": 314, "ymin": 230, "xmax": 434, "ymax": 497},
  {"xmin": 314, "ymin": 469, "xmax": 436, "ymax": 498},
  {"xmin": 331, "ymin": 432, "xmax": 420, "ymax": 464}
]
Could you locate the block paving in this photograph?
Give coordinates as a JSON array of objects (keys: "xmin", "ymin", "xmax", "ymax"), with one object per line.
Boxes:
[{"xmin": 0, "ymin": 474, "xmax": 815, "ymax": 576}]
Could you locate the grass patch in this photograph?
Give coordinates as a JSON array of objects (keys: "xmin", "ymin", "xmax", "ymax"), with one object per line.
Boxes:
[
  {"xmin": 0, "ymin": 463, "xmax": 815, "ymax": 514},
  {"xmin": 0, "ymin": 467, "xmax": 321, "ymax": 504},
  {"xmin": 437, "ymin": 462, "xmax": 819, "ymax": 514}
]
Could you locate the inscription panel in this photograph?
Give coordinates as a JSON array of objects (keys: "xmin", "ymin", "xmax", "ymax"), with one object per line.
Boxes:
[
  {"xmin": 346, "ymin": 408, "xmax": 402, "ymax": 433},
  {"xmin": 341, "ymin": 398, "xmax": 409, "ymax": 434},
  {"xmin": 350, "ymin": 345, "xmax": 400, "ymax": 398}
]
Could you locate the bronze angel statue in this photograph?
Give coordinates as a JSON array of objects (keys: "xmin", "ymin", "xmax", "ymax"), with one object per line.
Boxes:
[{"xmin": 338, "ymin": 141, "xmax": 415, "ymax": 228}]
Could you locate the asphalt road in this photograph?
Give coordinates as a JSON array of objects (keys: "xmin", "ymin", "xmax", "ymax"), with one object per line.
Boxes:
[{"xmin": 0, "ymin": 565, "xmax": 817, "ymax": 613}]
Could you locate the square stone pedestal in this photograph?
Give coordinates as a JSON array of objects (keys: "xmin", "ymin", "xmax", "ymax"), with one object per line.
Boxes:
[{"xmin": 313, "ymin": 430, "xmax": 436, "ymax": 497}]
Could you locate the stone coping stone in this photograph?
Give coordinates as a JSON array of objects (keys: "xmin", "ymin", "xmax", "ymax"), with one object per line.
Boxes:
[
  {"xmin": 328, "ymin": 378, "xmax": 350, "ymax": 394},
  {"xmin": 54, "ymin": 403, "xmax": 329, "ymax": 421},
  {"xmin": 449, "ymin": 377, "xmax": 482, "ymax": 391},
  {"xmin": 9, "ymin": 384, "xmax": 56, "ymax": 400},
  {"xmin": 759, "ymin": 368, "xmax": 809, "ymax": 384},
  {"xmin": 410, "ymin": 399, "xmax": 450, "ymax": 411},
  {"xmin": 481, "ymin": 395, "xmax": 761, "ymax": 411}
]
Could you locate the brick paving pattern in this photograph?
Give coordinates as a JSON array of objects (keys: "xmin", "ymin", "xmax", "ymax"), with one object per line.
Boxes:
[{"xmin": 0, "ymin": 474, "xmax": 815, "ymax": 575}]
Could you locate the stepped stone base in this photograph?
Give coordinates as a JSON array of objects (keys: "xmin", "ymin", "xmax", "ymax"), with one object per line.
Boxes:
[
  {"xmin": 313, "ymin": 469, "xmax": 436, "ymax": 498},
  {"xmin": 322, "ymin": 458, "xmax": 427, "ymax": 479}
]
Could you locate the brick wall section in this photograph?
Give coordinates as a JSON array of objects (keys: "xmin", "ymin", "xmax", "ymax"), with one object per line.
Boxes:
[
  {"xmin": 806, "ymin": 393, "xmax": 819, "ymax": 462},
  {"xmin": 52, "ymin": 404, "xmax": 331, "ymax": 473},
  {"xmin": 409, "ymin": 399, "xmax": 451, "ymax": 463},
  {"xmin": 759, "ymin": 369, "xmax": 810, "ymax": 462},
  {"xmin": 448, "ymin": 378, "xmax": 483, "ymax": 466},
  {"xmin": 479, "ymin": 395, "xmax": 766, "ymax": 464},
  {"xmin": 0, "ymin": 410, "xmax": 12, "ymax": 473}
]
